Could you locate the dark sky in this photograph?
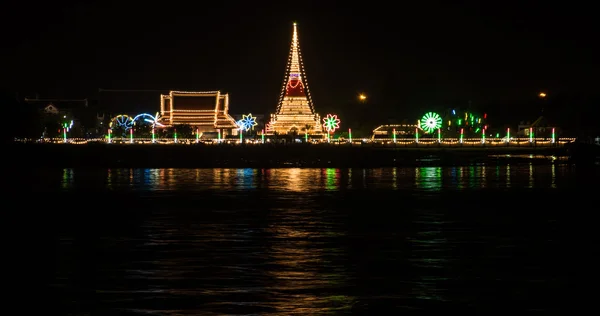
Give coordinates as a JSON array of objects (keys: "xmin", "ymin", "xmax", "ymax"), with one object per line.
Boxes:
[{"xmin": 2, "ymin": 0, "xmax": 598, "ymax": 119}]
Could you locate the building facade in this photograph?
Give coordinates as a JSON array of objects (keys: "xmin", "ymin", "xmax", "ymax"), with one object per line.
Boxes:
[{"xmin": 159, "ymin": 90, "xmax": 238, "ymax": 136}]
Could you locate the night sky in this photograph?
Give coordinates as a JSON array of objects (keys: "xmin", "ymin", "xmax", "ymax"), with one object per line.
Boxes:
[{"xmin": 3, "ymin": 1, "xmax": 599, "ymax": 123}]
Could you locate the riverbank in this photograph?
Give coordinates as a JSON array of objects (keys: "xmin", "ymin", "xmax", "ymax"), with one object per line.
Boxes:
[{"xmin": 9, "ymin": 142, "xmax": 570, "ymax": 168}]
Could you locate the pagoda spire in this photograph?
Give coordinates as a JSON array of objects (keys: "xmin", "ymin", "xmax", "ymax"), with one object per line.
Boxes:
[
  {"xmin": 276, "ymin": 22, "xmax": 315, "ymax": 114},
  {"xmin": 290, "ymin": 22, "xmax": 300, "ymax": 74}
]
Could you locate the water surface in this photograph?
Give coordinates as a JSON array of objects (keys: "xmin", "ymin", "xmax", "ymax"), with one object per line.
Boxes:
[{"xmin": 13, "ymin": 164, "xmax": 598, "ymax": 314}]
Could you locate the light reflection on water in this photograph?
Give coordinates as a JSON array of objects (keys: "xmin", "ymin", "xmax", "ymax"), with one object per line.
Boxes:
[
  {"xmin": 31, "ymin": 164, "xmax": 598, "ymax": 314},
  {"xmin": 48, "ymin": 164, "xmax": 578, "ymax": 192}
]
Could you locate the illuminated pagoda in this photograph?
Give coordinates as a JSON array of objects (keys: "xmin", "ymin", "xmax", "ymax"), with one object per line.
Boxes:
[
  {"xmin": 266, "ymin": 22, "xmax": 323, "ymax": 135},
  {"xmin": 159, "ymin": 90, "xmax": 238, "ymax": 135}
]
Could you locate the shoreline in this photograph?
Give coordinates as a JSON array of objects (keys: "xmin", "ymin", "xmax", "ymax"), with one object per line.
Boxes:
[{"xmin": 10, "ymin": 142, "xmax": 570, "ymax": 168}]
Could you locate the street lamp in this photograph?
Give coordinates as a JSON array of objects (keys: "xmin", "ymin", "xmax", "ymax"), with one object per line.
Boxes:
[{"xmin": 358, "ymin": 94, "xmax": 367, "ymax": 102}]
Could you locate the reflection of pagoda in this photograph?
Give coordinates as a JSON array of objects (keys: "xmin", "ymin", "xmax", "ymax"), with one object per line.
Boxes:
[{"xmin": 266, "ymin": 22, "xmax": 323, "ymax": 135}]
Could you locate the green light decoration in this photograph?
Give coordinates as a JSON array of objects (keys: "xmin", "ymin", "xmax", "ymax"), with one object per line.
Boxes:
[
  {"xmin": 481, "ymin": 128, "xmax": 485, "ymax": 144},
  {"xmin": 348, "ymin": 128, "xmax": 352, "ymax": 143},
  {"xmin": 529, "ymin": 127, "xmax": 533, "ymax": 143},
  {"xmin": 262, "ymin": 129, "xmax": 265, "ymax": 144},
  {"xmin": 420, "ymin": 112, "xmax": 442, "ymax": 134},
  {"xmin": 323, "ymin": 114, "xmax": 341, "ymax": 133}
]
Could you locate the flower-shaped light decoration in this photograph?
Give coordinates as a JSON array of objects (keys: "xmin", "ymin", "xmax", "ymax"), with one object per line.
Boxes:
[
  {"xmin": 239, "ymin": 114, "xmax": 258, "ymax": 132},
  {"xmin": 322, "ymin": 114, "xmax": 341, "ymax": 133},
  {"xmin": 420, "ymin": 112, "xmax": 442, "ymax": 134}
]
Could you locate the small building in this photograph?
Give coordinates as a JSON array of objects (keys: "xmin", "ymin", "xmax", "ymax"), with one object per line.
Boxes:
[
  {"xmin": 159, "ymin": 90, "xmax": 238, "ymax": 136},
  {"xmin": 24, "ymin": 96, "xmax": 89, "ymax": 137},
  {"xmin": 517, "ymin": 116, "xmax": 559, "ymax": 137},
  {"xmin": 372, "ymin": 124, "xmax": 421, "ymax": 139}
]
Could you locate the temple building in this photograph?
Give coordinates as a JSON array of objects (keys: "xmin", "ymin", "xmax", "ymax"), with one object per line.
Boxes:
[
  {"xmin": 266, "ymin": 22, "xmax": 323, "ymax": 135},
  {"xmin": 159, "ymin": 90, "xmax": 238, "ymax": 135}
]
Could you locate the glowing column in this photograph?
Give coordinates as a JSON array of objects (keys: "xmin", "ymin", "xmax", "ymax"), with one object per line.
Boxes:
[
  {"xmin": 239, "ymin": 130, "xmax": 243, "ymax": 144},
  {"xmin": 552, "ymin": 128, "xmax": 556, "ymax": 144},
  {"xmin": 460, "ymin": 128, "xmax": 464, "ymax": 144},
  {"xmin": 529, "ymin": 127, "xmax": 533, "ymax": 143},
  {"xmin": 327, "ymin": 133, "xmax": 330, "ymax": 143},
  {"xmin": 174, "ymin": 128, "xmax": 178, "ymax": 143},
  {"xmin": 506, "ymin": 128, "xmax": 510, "ymax": 143},
  {"xmin": 261, "ymin": 129, "xmax": 265, "ymax": 144},
  {"xmin": 305, "ymin": 131, "xmax": 308, "ymax": 142},
  {"xmin": 151, "ymin": 127, "xmax": 155, "ymax": 143},
  {"xmin": 393, "ymin": 128, "xmax": 396, "ymax": 143},
  {"xmin": 217, "ymin": 130, "xmax": 221, "ymax": 143},
  {"xmin": 415, "ymin": 128, "xmax": 419, "ymax": 143},
  {"xmin": 108, "ymin": 128, "xmax": 112, "ymax": 144},
  {"xmin": 348, "ymin": 128, "xmax": 352, "ymax": 143},
  {"xmin": 437, "ymin": 128, "xmax": 441, "ymax": 143},
  {"xmin": 130, "ymin": 128, "xmax": 133, "ymax": 144},
  {"xmin": 481, "ymin": 128, "xmax": 485, "ymax": 144},
  {"xmin": 63, "ymin": 124, "xmax": 67, "ymax": 143},
  {"xmin": 196, "ymin": 128, "xmax": 199, "ymax": 143}
]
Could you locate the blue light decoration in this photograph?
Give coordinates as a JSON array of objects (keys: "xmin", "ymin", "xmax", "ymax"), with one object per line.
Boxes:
[
  {"xmin": 132, "ymin": 113, "xmax": 164, "ymax": 127},
  {"xmin": 452, "ymin": 109, "xmax": 456, "ymax": 115},
  {"xmin": 110, "ymin": 115, "xmax": 134, "ymax": 131},
  {"xmin": 237, "ymin": 114, "xmax": 258, "ymax": 132}
]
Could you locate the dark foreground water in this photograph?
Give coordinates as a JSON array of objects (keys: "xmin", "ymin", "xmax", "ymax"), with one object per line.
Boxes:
[{"xmin": 10, "ymin": 163, "xmax": 600, "ymax": 314}]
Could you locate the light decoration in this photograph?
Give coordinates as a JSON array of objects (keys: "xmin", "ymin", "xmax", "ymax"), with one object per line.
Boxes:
[
  {"xmin": 174, "ymin": 128, "xmax": 178, "ymax": 143},
  {"xmin": 261, "ymin": 129, "xmax": 265, "ymax": 144},
  {"xmin": 108, "ymin": 129, "xmax": 112, "ymax": 143},
  {"xmin": 152, "ymin": 127, "xmax": 155, "ymax": 143},
  {"xmin": 323, "ymin": 114, "xmax": 340, "ymax": 133},
  {"xmin": 415, "ymin": 128, "xmax": 419, "ymax": 143},
  {"xmin": 420, "ymin": 112, "xmax": 442, "ymax": 134},
  {"xmin": 238, "ymin": 114, "xmax": 258, "ymax": 132},
  {"xmin": 218, "ymin": 130, "xmax": 221, "ymax": 143},
  {"xmin": 348, "ymin": 128, "xmax": 352, "ymax": 143},
  {"xmin": 130, "ymin": 128, "xmax": 133, "ymax": 144},
  {"xmin": 529, "ymin": 127, "xmax": 533, "ymax": 143},
  {"xmin": 437, "ymin": 128, "xmax": 441, "ymax": 143},
  {"xmin": 239, "ymin": 129, "xmax": 243, "ymax": 144},
  {"xmin": 552, "ymin": 128, "xmax": 555, "ymax": 144},
  {"xmin": 110, "ymin": 115, "xmax": 134, "ymax": 131},
  {"xmin": 63, "ymin": 123, "xmax": 67, "ymax": 143},
  {"xmin": 481, "ymin": 127, "xmax": 485, "ymax": 144},
  {"xmin": 506, "ymin": 128, "xmax": 510, "ymax": 143},
  {"xmin": 305, "ymin": 131, "xmax": 308, "ymax": 142},
  {"xmin": 393, "ymin": 128, "xmax": 396, "ymax": 143},
  {"xmin": 196, "ymin": 128, "xmax": 199, "ymax": 143},
  {"xmin": 460, "ymin": 128, "xmax": 464, "ymax": 143},
  {"xmin": 132, "ymin": 113, "xmax": 164, "ymax": 128}
]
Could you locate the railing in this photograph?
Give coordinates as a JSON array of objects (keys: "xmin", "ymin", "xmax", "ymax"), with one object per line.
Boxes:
[{"xmin": 13, "ymin": 137, "xmax": 576, "ymax": 147}]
